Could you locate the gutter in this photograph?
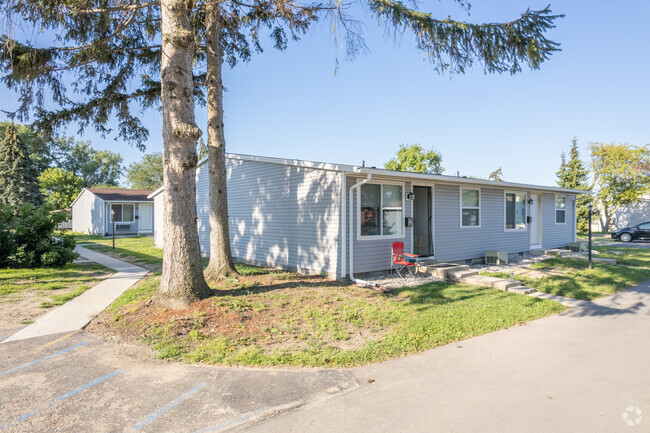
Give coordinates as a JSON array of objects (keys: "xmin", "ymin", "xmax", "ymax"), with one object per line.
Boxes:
[{"xmin": 348, "ymin": 172, "xmax": 372, "ymax": 283}]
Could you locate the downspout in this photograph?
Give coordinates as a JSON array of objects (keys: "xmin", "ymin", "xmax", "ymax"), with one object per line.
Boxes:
[{"xmin": 348, "ymin": 172, "xmax": 372, "ymax": 283}]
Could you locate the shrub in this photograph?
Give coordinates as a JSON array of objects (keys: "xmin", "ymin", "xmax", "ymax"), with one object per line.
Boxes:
[{"xmin": 0, "ymin": 203, "xmax": 77, "ymax": 268}]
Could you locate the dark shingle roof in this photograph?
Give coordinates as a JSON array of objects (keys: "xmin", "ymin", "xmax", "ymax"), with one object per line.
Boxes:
[{"xmin": 87, "ymin": 188, "xmax": 154, "ymax": 201}]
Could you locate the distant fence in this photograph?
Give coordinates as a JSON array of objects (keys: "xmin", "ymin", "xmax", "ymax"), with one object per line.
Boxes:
[{"xmin": 58, "ymin": 219, "xmax": 73, "ymax": 230}]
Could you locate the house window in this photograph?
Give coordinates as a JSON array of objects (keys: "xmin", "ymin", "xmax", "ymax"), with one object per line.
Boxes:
[
  {"xmin": 505, "ymin": 192, "xmax": 527, "ymax": 230},
  {"xmin": 555, "ymin": 196, "xmax": 566, "ymax": 224},
  {"xmin": 359, "ymin": 183, "xmax": 404, "ymax": 237},
  {"xmin": 460, "ymin": 188, "xmax": 480, "ymax": 227},
  {"xmin": 111, "ymin": 204, "xmax": 134, "ymax": 223}
]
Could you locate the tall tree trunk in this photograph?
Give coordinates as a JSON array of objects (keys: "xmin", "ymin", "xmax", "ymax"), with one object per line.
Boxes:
[
  {"xmin": 155, "ymin": 0, "xmax": 211, "ymax": 308},
  {"xmin": 203, "ymin": 6, "xmax": 239, "ymax": 281}
]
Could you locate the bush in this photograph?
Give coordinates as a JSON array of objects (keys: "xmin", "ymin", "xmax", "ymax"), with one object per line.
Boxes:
[{"xmin": 0, "ymin": 203, "xmax": 77, "ymax": 268}]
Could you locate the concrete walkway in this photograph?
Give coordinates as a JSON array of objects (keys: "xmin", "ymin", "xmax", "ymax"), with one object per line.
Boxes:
[{"xmin": 2, "ymin": 246, "xmax": 148, "ymax": 343}]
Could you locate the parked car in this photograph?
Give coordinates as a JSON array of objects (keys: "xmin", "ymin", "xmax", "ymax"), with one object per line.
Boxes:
[{"xmin": 611, "ymin": 222, "xmax": 650, "ymax": 242}]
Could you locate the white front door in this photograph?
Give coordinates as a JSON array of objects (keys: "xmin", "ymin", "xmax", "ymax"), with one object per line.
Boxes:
[
  {"xmin": 139, "ymin": 203, "xmax": 153, "ymax": 233},
  {"xmin": 529, "ymin": 194, "xmax": 541, "ymax": 248}
]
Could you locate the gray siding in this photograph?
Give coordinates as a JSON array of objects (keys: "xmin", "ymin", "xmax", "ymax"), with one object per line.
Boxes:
[
  {"xmin": 434, "ymin": 185, "xmax": 530, "ymax": 262},
  {"xmin": 541, "ymin": 193, "xmax": 576, "ymax": 249},
  {"xmin": 194, "ymin": 158, "xmax": 342, "ymax": 276},
  {"xmin": 345, "ymin": 175, "xmax": 413, "ymax": 275},
  {"xmin": 71, "ymin": 190, "xmax": 104, "ymax": 235}
]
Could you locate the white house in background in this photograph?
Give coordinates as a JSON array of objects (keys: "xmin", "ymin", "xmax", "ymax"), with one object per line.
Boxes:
[
  {"xmin": 150, "ymin": 153, "xmax": 587, "ymax": 280},
  {"xmin": 613, "ymin": 195, "xmax": 650, "ymax": 230},
  {"xmin": 71, "ymin": 188, "xmax": 155, "ymax": 236}
]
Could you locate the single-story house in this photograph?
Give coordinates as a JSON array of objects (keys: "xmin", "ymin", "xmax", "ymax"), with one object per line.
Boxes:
[
  {"xmin": 71, "ymin": 188, "xmax": 155, "ymax": 236},
  {"xmin": 150, "ymin": 153, "xmax": 587, "ymax": 280}
]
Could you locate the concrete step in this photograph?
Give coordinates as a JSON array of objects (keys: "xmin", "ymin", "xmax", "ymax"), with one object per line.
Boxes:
[
  {"xmin": 568, "ymin": 255, "xmax": 617, "ymax": 265},
  {"xmin": 447, "ymin": 269, "xmax": 479, "ymax": 282},
  {"xmin": 424, "ymin": 264, "xmax": 469, "ymax": 279},
  {"xmin": 458, "ymin": 275, "xmax": 522, "ymax": 291},
  {"xmin": 507, "ymin": 286, "xmax": 537, "ymax": 295},
  {"xmin": 544, "ymin": 249, "xmax": 572, "ymax": 257}
]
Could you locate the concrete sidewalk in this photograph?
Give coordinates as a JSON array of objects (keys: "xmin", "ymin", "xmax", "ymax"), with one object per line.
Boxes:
[
  {"xmin": 2, "ymin": 246, "xmax": 148, "ymax": 343},
  {"xmin": 237, "ymin": 281, "xmax": 650, "ymax": 433}
]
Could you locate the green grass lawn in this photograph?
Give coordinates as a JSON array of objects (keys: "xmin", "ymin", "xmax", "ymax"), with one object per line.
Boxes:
[
  {"xmin": 73, "ymin": 233, "xmax": 163, "ymax": 264},
  {"xmin": 592, "ymin": 246, "xmax": 650, "ymax": 268},
  {"xmin": 98, "ymin": 270, "xmax": 565, "ymax": 368},
  {"xmin": 483, "ymin": 258, "xmax": 650, "ymax": 301},
  {"xmin": 0, "ymin": 263, "xmax": 112, "ymax": 298}
]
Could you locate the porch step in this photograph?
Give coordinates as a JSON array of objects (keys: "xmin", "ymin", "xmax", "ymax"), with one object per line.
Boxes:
[
  {"xmin": 544, "ymin": 248, "xmax": 572, "ymax": 257},
  {"xmin": 506, "ymin": 286, "xmax": 537, "ymax": 295},
  {"xmin": 422, "ymin": 264, "xmax": 470, "ymax": 279},
  {"xmin": 447, "ymin": 269, "xmax": 479, "ymax": 282},
  {"xmin": 459, "ymin": 275, "xmax": 522, "ymax": 291}
]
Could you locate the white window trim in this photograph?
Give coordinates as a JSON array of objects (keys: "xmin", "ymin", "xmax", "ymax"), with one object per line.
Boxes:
[
  {"xmin": 504, "ymin": 190, "xmax": 528, "ymax": 232},
  {"xmin": 357, "ymin": 180, "xmax": 406, "ymax": 241},
  {"xmin": 111, "ymin": 203, "xmax": 135, "ymax": 224},
  {"xmin": 460, "ymin": 187, "xmax": 481, "ymax": 229},
  {"xmin": 555, "ymin": 195, "xmax": 567, "ymax": 225}
]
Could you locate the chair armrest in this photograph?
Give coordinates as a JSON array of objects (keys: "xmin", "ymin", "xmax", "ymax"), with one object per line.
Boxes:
[{"xmin": 404, "ymin": 253, "xmax": 419, "ymax": 258}]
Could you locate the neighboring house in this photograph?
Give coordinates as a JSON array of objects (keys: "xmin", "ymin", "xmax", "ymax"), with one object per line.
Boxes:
[
  {"xmin": 613, "ymin": 195, "xmax": 650, "ymax": 230},
  {"xmin": 71, "ymin": 188, "xmax": 155, "ymax": 236},
  {"xmin": 150, "ymin": 153, "xmax": 586, "ymax": 280}
]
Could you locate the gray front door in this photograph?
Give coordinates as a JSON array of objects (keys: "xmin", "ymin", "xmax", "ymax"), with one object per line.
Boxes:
[{"xmin": 413, "ymin": 186, "xmax": 433, "ymax": 256}]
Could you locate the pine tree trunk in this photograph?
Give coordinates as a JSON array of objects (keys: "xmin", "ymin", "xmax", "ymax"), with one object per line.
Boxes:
[
  {"xmin": 203, "ymin": 6, "xmax": 239, "ymax": 282},
  {"xmin": 155, "ymin": 0, "xmax": 211, "ymax": 308}
]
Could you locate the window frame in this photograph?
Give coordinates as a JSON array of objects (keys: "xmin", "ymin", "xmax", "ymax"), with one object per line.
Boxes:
[
  {"xmin": 504, "ymin": 190, "xmax": 528, "ymax": 232},
  {"xmin": 357, "ymin": 181, "xmax": 406, "ymax": 240},
  {"xmin": 111, "ymin": 203, "xmax": 135, "ymax": 224},
  {"xmin": 459, "ymin": 187, "xmax": 481, "ymax": 229},
  {"xmin": 555, "ymin": 195, "xmax": 567, "ymax": 225}
]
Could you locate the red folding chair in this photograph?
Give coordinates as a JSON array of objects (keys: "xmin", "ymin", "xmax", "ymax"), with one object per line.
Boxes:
[{"xmin": 391, "ymin": 241, "xmax": 419, "ymax": 278}]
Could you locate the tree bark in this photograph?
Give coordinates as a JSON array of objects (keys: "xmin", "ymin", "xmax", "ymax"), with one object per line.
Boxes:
[
  {"xmin": 155, "ymin": 0, "xmax": 211, "ymax": 308},
  {"xmin": 203, "ymin": 5, "xmax": 239, "ymax": 281}
]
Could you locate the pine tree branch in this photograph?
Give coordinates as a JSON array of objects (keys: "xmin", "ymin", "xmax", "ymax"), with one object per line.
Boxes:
[{"xmin": 72, "ymin": 1, "xmax": 160, "ymax": 14}]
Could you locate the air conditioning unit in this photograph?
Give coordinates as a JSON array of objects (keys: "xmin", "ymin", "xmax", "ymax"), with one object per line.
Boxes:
[
  {"xmin": 116, "ymin": 224, "xmax": 131, "ymax": 230},
  {"xmin": 569, "ymin": 241, "xmax": 587, "ymax": 253},
  {"xmin": 485, "ymin": 251, "xmax": 508, "ymax": 265}
]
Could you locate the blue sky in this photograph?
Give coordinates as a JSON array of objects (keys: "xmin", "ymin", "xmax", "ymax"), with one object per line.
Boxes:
[{"xmin": 1, "ymin": 0, "xmax": 649, "ymax": 186}]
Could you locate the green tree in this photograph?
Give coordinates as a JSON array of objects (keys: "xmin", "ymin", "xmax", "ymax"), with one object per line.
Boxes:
[
  {"xmin": 39, "ymin": 168, "xmax": 84, "ymax": 209},
  {"xmin": 557, "ymin": 138, "xmax": 592, "ymax": 233},
  {"xmin": 590, "ymin": 142, "xmax": 650, "ymax": 233},
  {"xmin": 488, "ymin": 167, "xmax": 504, "ymax": 181},
  {"xmin": 0, "ymin": 123, "xmax": 42, "ymax": 208},
  {"xmin": 2, "ymin": 0, "xmax": 563, "ymax": 305},
  {"xmin": 386, "ymin": 144, "xmax": 444, "ymax": 174},
  {"xmin": 57, "ymin": 140, "xmax": 123, "ymax": 187},
  {"xmin": 126, "ymin": 152, "xmax": 163, "ymax": 190},
  {"xmin": 0, "ymin": 122, "xmax": 55, "ymax": 174}
]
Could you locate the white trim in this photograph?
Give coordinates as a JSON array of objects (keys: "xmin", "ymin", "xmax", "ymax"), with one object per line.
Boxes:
[
  {"xmin": 69, "ymin": 188, "xmax": 92, "ymax": 208},
  {"xmin": 148, "ymin": 186, "xmax": 165, "ymax": 199},
  {"xmin": 574, "ymin": 198, "xmax": 578, "ymax": 242},
  {"xmin": 356, "ymin": 180, "xmax": 406, "ymax": 241},
  {"xmin": 460, "ymin": 187, "xmax": 481, "ymax": 229},
  {"xmin": 555, "ymin": 195, "xmax": 567, "ymax": 225},
  {"xmin": 349, "ymin": 174, "xmax": 372, "ymax": 282},
  {"xmin": 503, "ymin": 190, "xmax": 528, "ymax": 232}
]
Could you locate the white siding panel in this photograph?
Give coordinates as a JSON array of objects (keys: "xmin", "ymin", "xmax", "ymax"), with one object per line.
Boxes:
[
  {"xmin": 153, "ymin": 194, "xmax": 164, "ymax": 248},
  {"xmin": 71, "ymin": 190, "xmax": 104, "ymax": 235}
]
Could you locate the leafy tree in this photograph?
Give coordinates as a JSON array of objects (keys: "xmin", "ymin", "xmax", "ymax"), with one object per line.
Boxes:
[
  {"xmin": 590, "ymin": 142, "xmax": 650, "ymax": 232},
  {"xmin": 556, "ymin": 138, "xmax": 592, "ymax": 233},
  {"xmin": 0, "ymin": 202, "xmax": 77, "ymax": 267},
  {"xmin": 0, "ymin": 122, "xmax": 54, "ymax": 174},
  {"xmin": 2, "ymin": 0, "xmax": 564, "ymax": 304},
  {"xmin": 488, "ymin": 167, "xmax": 504, "ymax": 181},
  {"xmin": 39, "ymin": 168, "xmax": 84, "ymax": 209},
  {"xmin": 385, "ymin": 144, "xmax": 444, "ymax": 174},
  {"xmin": 0, "ymin": 123, "xmax": 42, "ymax": 208},
  {"xmin": 57, "ymin": 140, "xmax": 123, "ymax": 187},
  {"xmin": 198, "ymin": 139, "xmax": 207, "ymax": 160},
  {"xmin": 126, "ymin": 152, "xmax": 163, "ymax": 190}
]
